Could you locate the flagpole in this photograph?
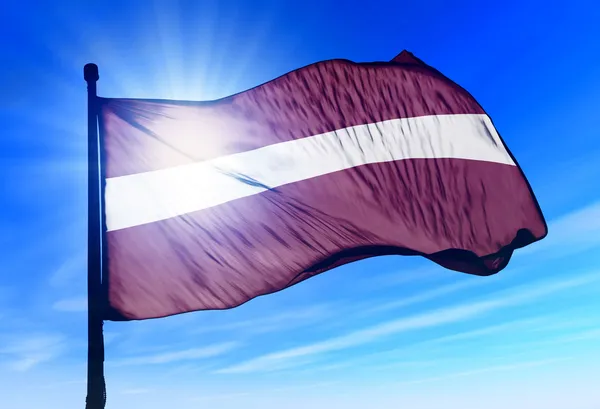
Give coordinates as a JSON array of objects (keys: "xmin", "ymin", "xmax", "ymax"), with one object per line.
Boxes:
[{"xmin": 84, "ymin": 63, "xmax": 106, "ymax": 409}]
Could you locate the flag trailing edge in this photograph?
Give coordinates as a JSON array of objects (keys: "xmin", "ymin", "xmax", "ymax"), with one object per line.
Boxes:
[{"xmin": 97, "ymin": 50, "xmax": 548, "ymax": 321}]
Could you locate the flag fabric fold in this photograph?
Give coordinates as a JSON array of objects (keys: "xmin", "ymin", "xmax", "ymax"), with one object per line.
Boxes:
[{"xmin": 98, "ymin": 50, "xmax": 547, "ymax": 321}]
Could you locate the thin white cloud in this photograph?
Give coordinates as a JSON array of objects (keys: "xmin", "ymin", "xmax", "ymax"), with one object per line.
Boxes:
[
  {"xmin": 295, "ymin": 317, "xmax": 548, "ymax": 375},
  {"xmin": 0, "ymin": 334, "xmax": 67, "ymax": 371},
  {"xmin": 49, "ymin": 252, "xmax": 86, "ymax": 288},
  {"xmin": 294, "ymin": 361, "xmax": 357, "ymax": 373},
  {"xmin": 52, "ymin": 296, "xmax": 87, "ymax": 312},
  {"xmin": 322, "ymin": 275, "xmax": 504, "ymax": 334},
  {"xmin": 527, "ymin": 314, "xmax": 600, "ymax": 333},
  {"xmin": 423, "ymin": 317, "xmax": 547, "ymax": 346},
  {"xmin": 215, "ymin": 272, "xmax": 599, "ymax": 374},
  {"xmin": 364, "ymin": 278, "xmax": 490, "ymax": 314},
  {"xmin": 551, "ymin": 328, "xmax": 600, "ymax": 343},
  {"xmin": 363, "ymin": 359, "xmax": 439, "ymax": 373},
  {"xmin": 518, "ymin": 201, "xmax": 600, "ymax": 258},
  {"xmin": 42, "ymin": 379, "xmax": 86, "ymax": 389},
  {"xmin": 502, "ymin": 328, "xmax": 600, "ymax": 351},
  {"xmin": 103, "ymin": 332, "xmax": 119, "ymax": 345},
  {"xmin": 361, "ymin": 266, "xmax": 446, "ymax": 290},
  {"xmin": 121, "ymin": 388, "xmax": 151, "ymax": 395},
  {"xmin": 189, "ymin": 392, "xmax": 254, "ymax": 403},
  {"xmin": 111, "ymin": 342, "xmax": 239, "ymax": 366},
  {"xmin": 188, "ymin": 381, "xmax": 342, "ymax": 403},
  {"xmin": 397, "ymin": 357, "xmax": 571, "ymax": 386},
  {"xmin": 193, "ymin": 304, "xmax": 334, "ymax": 335}
]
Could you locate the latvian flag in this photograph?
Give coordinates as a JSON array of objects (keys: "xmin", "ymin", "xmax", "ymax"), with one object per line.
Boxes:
[{"xmin": 98, "ymin": 50, "xmax": 547, "ymax": 321}]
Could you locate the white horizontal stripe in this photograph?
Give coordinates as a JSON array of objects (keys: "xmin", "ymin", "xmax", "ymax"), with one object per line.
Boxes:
[{"xmin": 105, "ymin": 114, "xmax": 515, "ymax": 231}]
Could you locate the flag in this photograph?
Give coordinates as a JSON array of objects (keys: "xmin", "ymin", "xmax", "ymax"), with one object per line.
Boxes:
[{"xmin": 98, "ymin": 50, "xmax": 547, "ymax": 321}]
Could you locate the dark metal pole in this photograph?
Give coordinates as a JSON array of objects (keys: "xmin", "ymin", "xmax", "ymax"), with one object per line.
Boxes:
[{"xmin": 84, "ymin": 63, "xmax": 106, "ymax": 409}]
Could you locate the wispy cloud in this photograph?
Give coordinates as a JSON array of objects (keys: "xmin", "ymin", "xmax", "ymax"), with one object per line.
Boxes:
[
  {"xmin": 42, "ymin": 379, "xmax": 86, "ymax": 389},
  {"xmin": 188, "ymin": 391, "xmax": 254, "ymax": 403},
  {"xmin": 550, "ymin": 328, "xmax": 600, "ymax": 343},
  {"xmin": 103, "ymin": 332, "xmax": 119, "ymax": 345},
  {"xmin": 49, "ymin": 252, "xmax": 86, "ymax": 288},
  {"xmin": 295, "ymin": 317, "xmax": 550, "ymax": 375},
  {"xmin": 518, "ymin": 201, "xmax": 600, "ymax": 258},
  {"xmin": 361, "ymin": 266, "xmax": 448, "ymax": 290},
  {"xmin": 193, "ymin": 304, "xmax": 334, "ymax": 335},
  {"xmin": 364, "ymin": 278, "xmax": 490, "ymax": 315},
  {"xmin": 188, "ymin": 381, "xmax": 342, "ymax": 403},
  {"xmin": 121, "ymin": 388, "xmax": 151, "ymax": 395},
  {"xmin": 52, "ymin": 296, "xmax": 87, "ymax": 312},
  {"xmin": 396, "ymin": 357, "xmax": 571, "ymax": 386},
  {"xmin": 214, "ymin": 272, "xmax": 599, "ymax": 374},
  {"xmin": 110, "ymin": 342, "xmax": 239, "ymax": 366},
  {"xmin": 0, "ymin": 334, "xmax": 67, "ymax": 371},
  {"xmin": 422, "ymin": 317, "xmax": 547, "ymax": 346},
  {"xmin": 528, "ymin": 314, "xmax": 600, "ymax": 333},
  {"xmin": 498, "ymin": 328, "xmax": 600, "ymax": 351}
]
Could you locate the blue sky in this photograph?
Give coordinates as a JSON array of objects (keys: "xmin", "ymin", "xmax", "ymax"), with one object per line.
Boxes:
[{"xmin": 1, "ymin": 0, "xmax": 600, "ymax": 408}]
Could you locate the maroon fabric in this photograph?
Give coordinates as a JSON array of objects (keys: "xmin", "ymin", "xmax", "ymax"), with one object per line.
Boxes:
[
  {"xmin": 99, "ymin": 51, "xmax": 484, "ymax": 178},
  {"xmin": 105, "ymin": 159, "xmax": 546, "ymax": 320},
  {"xmin": 99, "ymin": 51, "xmax": 547, "ymax": 321}
]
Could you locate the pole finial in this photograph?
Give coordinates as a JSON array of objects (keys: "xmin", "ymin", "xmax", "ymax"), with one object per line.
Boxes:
[{"xmin": 84, "ymin": 63, "xmax": 99, "ymax": 82}]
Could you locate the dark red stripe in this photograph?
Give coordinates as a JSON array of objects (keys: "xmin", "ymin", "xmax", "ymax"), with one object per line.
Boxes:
[
  {"xmin": 100, "ymin": 57, "xmax": 485, "ymax": 178},
  {"xmin": 105, "ymin": 158, "xmax": 546, "ymax": 321}
]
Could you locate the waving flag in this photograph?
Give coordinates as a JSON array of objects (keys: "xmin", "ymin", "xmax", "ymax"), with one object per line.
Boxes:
[{"xmin": 98, "ymin": 51, "xmax": 547, "ymax": 321}]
